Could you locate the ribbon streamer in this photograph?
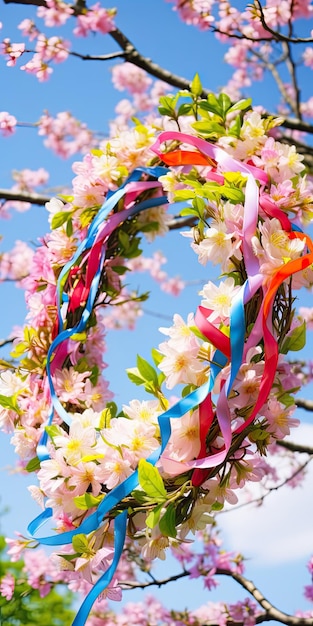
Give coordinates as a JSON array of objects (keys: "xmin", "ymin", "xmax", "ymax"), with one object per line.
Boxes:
[{"xmin": 28, "ymin": 132, "xmax": 312, "ymax": 625}]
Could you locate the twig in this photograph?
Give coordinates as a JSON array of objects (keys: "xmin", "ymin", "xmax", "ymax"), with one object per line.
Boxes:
[
  {"xmin": 218, "ymin": 456, "xmax": 313, "ymax": 514},
  {"xmin": 0, "ymin": 338, "xmax": 15, "ymax": 348},
  {"xmin": 253, "ymin": 0, "xmax": 313, "ymax": 44}
]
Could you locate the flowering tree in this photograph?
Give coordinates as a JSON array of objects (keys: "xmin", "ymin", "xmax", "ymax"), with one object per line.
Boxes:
[
  {"xmin": 0, "ymin": 535, "xmax": 75, "ymax": 625},
  {"xmin": 1, "ymin": 1, "xmax": 313, "ymax": 625}
]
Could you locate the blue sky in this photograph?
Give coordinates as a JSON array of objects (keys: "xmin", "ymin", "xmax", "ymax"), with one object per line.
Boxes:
[{"xmin": 1, "ymin": 0, "xmax": 313, "ymax": 619}]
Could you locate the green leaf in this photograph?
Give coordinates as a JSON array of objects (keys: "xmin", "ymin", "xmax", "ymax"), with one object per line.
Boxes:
[
  {"xmin": 211, "ymin": 501, "xmax": 224, "ymax": 511},
  {"xmin": 192, "ymin": 195, "xmax": 207, "ymax": 215},
  {"xmin": 131, "ymin": 488, "xmax": 150, "ymax": 504},
  {"xmin": 71, "ymin": 332, "xmax": 87, "ymax": 342},
  {"xmin": 192, "ymin": 120, "xmax": 225, "ymax": 137},
  {"xmin": 66, "ymin": 217, "xmax": 73, "ymax": 237},
  {"xmin": 158, "ymin": 372, "xmax": 166, "ymax": 386},
  {"xmin": 58, "ymin": 194, "xmax": 74, "ymax": 202},
  {"xmin": 126, "ymin": 367, "xmax": 146, "ymax": 386},
  {"xmin": 151, "ymin": 348, "xmax": 164, "ymax": 367},
  {"xmin": 118, "ymin": 230, "xmax": 130, "ymax": 250},
  {"xmin": 106, "ymin": 401, "xmax": 118, "ymax": 419},
  {"xmin": 281, "ymin": 321, "xmax": 306, "ymax": 354},
  {"xmin": 218, "ymin": 93, "xmax": 232, "ymax": 118},
  {"xmin": 228, "ymin": 114, "xmax": 242, "ymax": 138},
  {"xmin": 181, "ymin": 383, "xmax": 197, "ymax": 397},
  {"xmin": 158, "ymin": 95, "xmax": 176, "ymax": 117},
  {"xmin": 146, "ymin": 502, "xmax": 164, "ymax": 529},
  {"xmin": 159, "ymin": 503, "xmax": 177, "ymax": 538},
  {"xmin": 220, "ymin": 185, "xmax": 245, "ymax": 203},
  {"xmin": 136, "ymin": 355, "xmax": 158, "ymax": 386},
  {"xmin": 111, "ymin": 265, "xmax": 129, "ymax": 275},
  {"xmin": 190, "ymin": 73, "xmax": 202, "ymax": 97},
  {"xmin": 173, "ymin": 189, "xmax": 195, "ymax": 201},
  {"xmin": 10, "ymin": 342, "xmax": 28, "ymax": 358},
  {"xmin": 89, "ymin": 364, "xmax": 99, "ymax": 386},
  {"xmin": 179, "ymin": 207, "xmax": 200, "ymax": 217},
  {"xmin": 227, "ymin": 97, "xmax": 252, "ymax": 114},
  {"xmin": 199, "ymin": 94, "xmax": 222, "ymax": 118},
  {"xmin": 80, "ymin": 453, "xmax": 104, "ymax": 463},
  {"xmin": 278, "ymin": 392, "xmax": 297, "ymax": 408},
  {"xmin": 25, "ymin": 456, "xmax": 41, "ymax": 472},
  {"xmin": 45, "ymin": 424, "xmax": 63, "ymax": 441},
  {"xmin": 0, "ymin": 393, "xmax": 19, "ymax": 412},
  {"xmin": 99, "ymin": 407, "xmax": 112, "ymax": 429},
  {"xmin": 79, "ymin": 206, "xmax": 99, "ymax": 228},
  {"xmin": 138, "ymin": 458, "xmax": 167, "ymax": 501},
  {"xmin": 74, "ymin": 493, "xmax": 103, "ymax": 510},
  {"xmin": 72, "ymin": 533, "xmax": 90, "ymax": 554},
  {"xmin": 177, "ymin": 102, "xmax": 193, "ymax": 116},
  {"xmin": 51, "ymin": 211, "xmax": 70, "ymax": 230}
]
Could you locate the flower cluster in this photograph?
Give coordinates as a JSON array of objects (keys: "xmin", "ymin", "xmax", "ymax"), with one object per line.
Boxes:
[{"xmin": 1, "ymin": 84, "xmax": 313, "ymax": 623}]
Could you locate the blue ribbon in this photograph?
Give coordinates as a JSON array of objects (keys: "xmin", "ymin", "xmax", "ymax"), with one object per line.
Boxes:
[
  {"xmin": 29, "ymin": 163, "xmax": 232, "ymax": 624},
  {"xmin": 29, "ymin": 349, "xmax": 227, "ymax": 623},
  {"xmin": 71, "ymin": 511, "xmax": 128, "ymax": 626},
  {"xmin": 37, "ymin": 167, "xmax": 168, "ymax": 460}
]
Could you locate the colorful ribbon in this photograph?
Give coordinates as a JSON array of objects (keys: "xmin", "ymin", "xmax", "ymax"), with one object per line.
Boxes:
[{"xmin": 28, "ymin": 131, "xmax": 313, "ymax": 626}]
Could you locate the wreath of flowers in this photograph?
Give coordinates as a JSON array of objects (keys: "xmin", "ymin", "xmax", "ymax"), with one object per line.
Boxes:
[{"xmin": 1, "ymin": 87, "xmax": 313, "ymax": 624}]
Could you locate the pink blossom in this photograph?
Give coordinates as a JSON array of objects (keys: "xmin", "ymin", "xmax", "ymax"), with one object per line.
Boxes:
[
  {"xmin": 304, "ymin": 585, "xmax": 313, "ymax": 602},
  {"xmin": 37, "ymin": 0, "xmax": 73, "ymax": 27},
  {"xmin": 192, "ymin": 601, "xmax": 228, "ymax": 625},
  {"xmin": 228, "ymin": 598, "xmax": 258, "ymax": 625},
  {"xmin": 73, "ymin": 3, "xmax": 115, "ymax": 37},
  {"xmin": 67, "ymin": 461, "xmax": 103, "ymax": 496},
  {"xmin": 93, "ymin": 449, "xmax": 133, "ymax": 489},
  {"xmin": 160, "ymin": 275, "xmax": 185, "ymax": 295},
  {"xmin": 0, "ymin": 38, "xmax": 25, "ymax": 66},
  {"xmin": 38, "ymin": 111, "xmax": 94, "ymax": 157},
  {"xmin": 21, "ymin": 54, "xmax": 53, "ymax": 81},
  {"xmin": 301, "ymin": 97, "xmax": 313, "ymax": 118},
  {"xmin": 111, "ymin": 62, "xmax": 152, "ymax": 95},
  {"xmin": 163, "ymin": 409, "xmax": 201, "ymax": 464},
  {"xmin": 299, "ymin": 307, "xmax": 313, "ymax": 330},
  {"xmin": 18, "ymin": 18, "xmax": 39, "ymax": 41},
  {"xmin": 0, "ymin": 573, "xmax": 15, "ymax": 600},
  {"xmin": 167, "ymin": 0, "xmax": 215, "ymax": 29},
  {"xmin": 0, "ymin": 111, "xmax": 17, "ymax": 135},
  {"xmin": 5, "ymin": 534, "xmax": 30, "ymax": 562},
  {"xmin": 24, "ymin": 547, "xmax": 64, "ymax": 596},
  {"xmin": 35, "ymin": 34, "xmax": 70, "ymax": 63},
  {"xmin": 75, "ymin": 545, "xmax": 114, "ymax": 585},
  {"xmin": 303, "ymin": 46, "xmax": 313, "ymax": 69},
  {"xmin": 12, "ymin": 167, "xmax": 49, "ymax": 190},
  {"xmin": 0, "ymin": 240, "xmax": 34, "ymax": 281},
  {"xmin": 158, "ymin": 339, "xmax": 204, "ymax": 389}
]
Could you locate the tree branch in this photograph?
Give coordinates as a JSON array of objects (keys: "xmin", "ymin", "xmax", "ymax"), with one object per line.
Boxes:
[
  {"xmin": 2, "ymin": 0, "xmax": 313, "ymax": 137},
  {"xmin": 69, "ymin": 50, "xmax": 127, "ymax": 62},
  {"xmin": 0, "ymin": 189, "xmax": 199, "ymax": 230},
  {"xmin": 276, "ymin": 440, "xmax": 313, "ymax": 454},
  {"xmin": 253, "ymin": 0, "xmax": 313, "ymax": 44},
  {"xmin": 122, "ymin": 567, "xmax": 313, "ymax": 625},
  {"xmin": 295, "ymin": 398, "xmax": 313, "ymax": 412},
  {"xmin": 0, "ymin": 189, "xmax": 49, "ymax": 206},
  {"xmin": 0, "ymin": 337, "xmax": 14, "ymax": 348}
]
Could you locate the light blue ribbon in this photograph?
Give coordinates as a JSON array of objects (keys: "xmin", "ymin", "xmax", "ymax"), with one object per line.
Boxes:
[{"xmin": 29, "ymin": 163, "xmax": 236, "ymax": 625}]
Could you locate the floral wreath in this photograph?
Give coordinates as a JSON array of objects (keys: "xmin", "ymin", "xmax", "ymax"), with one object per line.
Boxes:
[{"xmin": 2, "ymin": 90, "xmax": 313, "ymax": 625}]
